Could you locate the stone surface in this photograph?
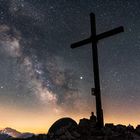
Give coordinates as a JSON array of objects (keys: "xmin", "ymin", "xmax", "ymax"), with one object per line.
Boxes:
[{"xmin": 47, "ymin": 116, "xmax": 137, "ymax": 140}]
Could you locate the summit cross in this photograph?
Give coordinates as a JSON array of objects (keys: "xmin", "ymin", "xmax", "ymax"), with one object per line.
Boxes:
[{"xmin": 71, "ymin": 13, "xmax": 124, "ymax": 128}]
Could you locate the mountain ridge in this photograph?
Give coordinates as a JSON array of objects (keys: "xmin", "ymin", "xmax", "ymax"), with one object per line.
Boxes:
[{"xmin": 0, "ymin": 127, "xmax": 34, "ymax": 138}]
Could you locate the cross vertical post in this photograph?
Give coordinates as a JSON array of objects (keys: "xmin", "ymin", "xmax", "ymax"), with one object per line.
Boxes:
[{"xmin": 90, "ymin": 13, "xmax": 104, "ymax": 128}]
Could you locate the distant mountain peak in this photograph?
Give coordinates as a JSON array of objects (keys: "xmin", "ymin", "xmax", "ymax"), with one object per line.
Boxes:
[
  {"xmin": 0, "ymin": 127, "xmax": 21, "ymax": 138},
  {"xmin": 0, "ymin": 127, "xmax": 33, "ymax": 138}
]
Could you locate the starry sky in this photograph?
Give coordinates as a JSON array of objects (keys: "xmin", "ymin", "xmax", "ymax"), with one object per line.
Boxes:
[{"xmin": 0, "ymin": 0, "xmax": 140, "ymax": 134}]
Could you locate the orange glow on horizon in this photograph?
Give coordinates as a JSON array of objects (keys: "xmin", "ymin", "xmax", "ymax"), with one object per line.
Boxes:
[{"xmin": 0, "ymin": 103, "xmax": 140, "ymax": 134}]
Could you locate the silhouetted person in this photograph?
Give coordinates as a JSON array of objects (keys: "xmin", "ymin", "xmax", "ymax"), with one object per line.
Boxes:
[{"xmin": 90, "ymin": 112, "xmax": 96, "ymax": 123}]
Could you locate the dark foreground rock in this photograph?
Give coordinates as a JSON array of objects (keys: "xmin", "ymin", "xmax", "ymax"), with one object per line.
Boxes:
[{"xmin": 47, "ymin": 113, "xmax": 135, "ymax": 140}]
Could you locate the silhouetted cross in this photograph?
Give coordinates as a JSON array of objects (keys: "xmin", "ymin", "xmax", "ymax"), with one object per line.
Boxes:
[{"xmin": 71, "ymin": 13, "xmax": 124, "ymax": 128}]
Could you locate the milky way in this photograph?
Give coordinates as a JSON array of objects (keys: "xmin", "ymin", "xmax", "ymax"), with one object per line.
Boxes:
[
  {"xmin": 0, "ymin": 0, "xmax": 90, "ymax": 115},
  {"xmin": 0, "ymin": 0, "xmax": 140, "ymax": 132}
]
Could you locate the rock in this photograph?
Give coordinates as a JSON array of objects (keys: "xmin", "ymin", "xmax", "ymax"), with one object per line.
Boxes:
[
  {"xmin": 47, "ymin": 116, "xmax": 135, "ymax": 140},
  {"xmin": 48, "ymin": 117, "xmax": 80, "ymax": 140},
  {"xmin": 136, "ymin": 125, "xmax": 140, "ymax": 135},
  {"xmin": 127, "ymin": 124, "xmax": 134, "ymax": 132}
]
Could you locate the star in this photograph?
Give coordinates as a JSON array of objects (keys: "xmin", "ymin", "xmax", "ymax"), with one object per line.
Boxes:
[{"xmin": 80, "ymin": 76, "xmax": 83, "ymax": 80}]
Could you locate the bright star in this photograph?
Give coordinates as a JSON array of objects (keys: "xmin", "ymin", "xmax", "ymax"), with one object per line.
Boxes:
[{"xmin": 80, "ymin": 76, "xmax": 83, "ymax": 80}]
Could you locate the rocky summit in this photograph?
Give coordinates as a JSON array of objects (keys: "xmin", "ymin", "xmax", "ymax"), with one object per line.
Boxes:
[{"xmin": 47, "ymin": 113, "xmax": 140, "ymax": 140}]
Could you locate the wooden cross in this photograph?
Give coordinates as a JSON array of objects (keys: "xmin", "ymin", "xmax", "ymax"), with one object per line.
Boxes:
[{"xmin": 71, "ymin": 13, "xmax": 124, "ymax": 128}]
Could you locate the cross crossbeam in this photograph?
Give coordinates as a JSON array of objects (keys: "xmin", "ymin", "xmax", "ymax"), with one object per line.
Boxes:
[
  {"xmin": 71, "ymin": 26, "xmax": 124, "ymax": 48},
  {"xmin": 70, "ymin": 13, "xmax": 124, "ymax": 128}
]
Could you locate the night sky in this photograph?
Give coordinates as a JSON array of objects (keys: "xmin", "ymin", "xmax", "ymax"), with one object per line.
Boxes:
[{"xmin": 0, "ymin": 0, "xmax": 140, "ymax": 133}]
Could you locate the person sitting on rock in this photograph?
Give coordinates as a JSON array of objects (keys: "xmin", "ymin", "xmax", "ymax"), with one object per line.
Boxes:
[{"xmin": 90, "ymin": 112, "xmax": 96, "ymax": 124}]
